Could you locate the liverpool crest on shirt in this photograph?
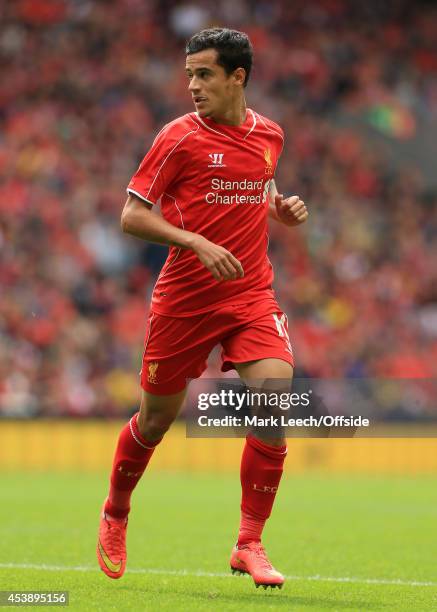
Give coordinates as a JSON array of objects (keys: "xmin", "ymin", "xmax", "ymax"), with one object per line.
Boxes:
[{"xmin": 264, "ymin": 148, "xmax": 273, "ymax": 175}]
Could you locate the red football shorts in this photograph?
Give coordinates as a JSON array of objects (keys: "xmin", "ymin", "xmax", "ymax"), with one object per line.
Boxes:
[{"xmin": 140, "ymin": 301, "xmax": 294, "ymax": 395}]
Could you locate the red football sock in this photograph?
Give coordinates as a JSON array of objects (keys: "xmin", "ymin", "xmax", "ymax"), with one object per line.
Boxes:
[
  {"xmin": 238, "ymin": 434, "xmax": 287, "ymax": 546},
  {"xmin": 104, "ymin": 413, "xmax": 161, "ymax": 519}
]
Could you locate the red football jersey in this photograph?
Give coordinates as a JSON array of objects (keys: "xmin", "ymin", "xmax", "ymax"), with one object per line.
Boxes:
[{"xmin": 127, "ymin": 109, "xmax": 284, "ymax": 316}]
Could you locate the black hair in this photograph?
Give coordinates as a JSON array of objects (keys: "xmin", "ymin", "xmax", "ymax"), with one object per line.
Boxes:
[{"xmin": 186, "ymin": 28, "xmax": 253, "ymax": 87}]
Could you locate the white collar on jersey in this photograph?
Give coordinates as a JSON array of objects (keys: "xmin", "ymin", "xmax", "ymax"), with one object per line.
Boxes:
[{"xmin": 194, "ymin": 108, "xmax": 257, "ymax": 141}]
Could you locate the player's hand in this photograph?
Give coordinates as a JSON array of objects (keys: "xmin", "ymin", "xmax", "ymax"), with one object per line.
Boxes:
[
  {"xmin": 274, "ymin": 194, "xmax": 308, "ymax": 227},
  {"xmin": 190, "ymin": 235, "xmax": 244, "ymax": 281}
]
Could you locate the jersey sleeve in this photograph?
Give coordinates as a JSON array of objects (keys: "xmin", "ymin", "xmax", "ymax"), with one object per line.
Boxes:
[
  {"xmin": 273, "ymin": 126, "xmax": 284, "ymax": 178},
  {"xmin": 127, "ymin": 121, "xmax": 195, "ymax": 205},
  {"xmin": 275, "ymin": 125, "xmax": 285, "ymax": 163}
]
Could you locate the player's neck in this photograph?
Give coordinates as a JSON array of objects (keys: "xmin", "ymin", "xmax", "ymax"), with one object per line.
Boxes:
[{"xmin": 208, "ymin": 99, "xmax": 247, "ymax": 126}]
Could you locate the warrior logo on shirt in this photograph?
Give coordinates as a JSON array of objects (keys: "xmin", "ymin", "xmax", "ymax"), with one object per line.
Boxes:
[
  {"xmin": 264, "ymin": 148, "xmax": 273, "ymax": 175},
  {"xmin": 208, "ymin": 153, "xmax": 226, "ymax": 168},
  {"xmin": 148, "ymin": 362, "xmax": 159, "ymax": 383}
]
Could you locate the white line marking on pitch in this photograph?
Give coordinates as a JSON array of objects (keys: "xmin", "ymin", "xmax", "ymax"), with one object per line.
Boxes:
[{"xmin": 0, "ymin": 563, "xmax": 436, "ymax": 588}]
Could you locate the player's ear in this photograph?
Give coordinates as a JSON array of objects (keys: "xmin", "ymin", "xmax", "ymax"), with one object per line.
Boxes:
[{"xmin": 233, "ymin": 67, "xmax": 246, "ymax": 87}]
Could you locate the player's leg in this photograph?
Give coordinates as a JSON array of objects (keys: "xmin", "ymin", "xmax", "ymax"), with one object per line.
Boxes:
[
  {"xmin": 97, "ymin": 389, "xmax": 186, "ymax": 579},
  {"xmin": 220, "ymin": 307, "xmax": 293, "ymax": 588},
  {"xmin": 104, "ymin": 389, "xmax": 186, "ymax": 520},
  {"xmin": 97, "ymin": 309, "xmax": 217, "ymax": 579},
  {"xmin": 229, "ymin": 358, "xmax": 291, "ymax": 588}
]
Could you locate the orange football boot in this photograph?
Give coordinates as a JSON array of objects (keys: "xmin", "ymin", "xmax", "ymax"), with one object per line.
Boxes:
[
  {"xmin": 97, "ymin": 503, "xmax": 127, "ymax": 579},
  {"xmin": 230, "ymin": 542, "xmax": 284, "ymax": 589}
]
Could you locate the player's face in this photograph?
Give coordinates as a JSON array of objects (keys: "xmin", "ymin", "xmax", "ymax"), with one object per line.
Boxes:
[{"xmin": 185, "ymin": 49, "xmax": 243, "ymax": 120}]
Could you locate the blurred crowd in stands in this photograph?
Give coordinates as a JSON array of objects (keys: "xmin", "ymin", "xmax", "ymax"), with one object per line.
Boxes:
[{"xmin": 1, "ymin": 0, "xmax": 436, "ymax": 417}]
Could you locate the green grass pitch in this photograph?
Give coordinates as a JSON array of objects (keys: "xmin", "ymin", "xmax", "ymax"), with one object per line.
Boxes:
[{"xmin": 1, "ymin": 471, "xmax": 437, "ymax": 610}]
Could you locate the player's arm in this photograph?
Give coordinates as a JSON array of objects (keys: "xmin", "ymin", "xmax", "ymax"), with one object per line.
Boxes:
[
  {"xmin": 121, "ymin": 194, "xmax": 243, "ymax": 281},
  {"xmin": 268, "ymin": 179, "xmax": 308, "ymax": 227}
]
